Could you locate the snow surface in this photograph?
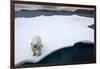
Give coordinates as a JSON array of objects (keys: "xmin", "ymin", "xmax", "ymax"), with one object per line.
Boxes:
[{"xmin": 15, "ymin": 15, "xmax": 94, "ymax": 65}]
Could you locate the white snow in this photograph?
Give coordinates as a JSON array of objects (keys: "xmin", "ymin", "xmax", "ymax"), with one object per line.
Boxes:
[{"xmin": 15, "ymin": 15, "xmax": 94, "ymax": 65}]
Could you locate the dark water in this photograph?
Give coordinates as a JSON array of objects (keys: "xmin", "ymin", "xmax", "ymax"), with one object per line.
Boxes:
[
  {"xmin": 16, "ymin": 42, "xmax": 95, "ymax": 67},
  {"xmin": 88, "ymin": 24, "xmax": 94, "ymax": 29},
  {"xmin": 15, "ymin": 9, "xmax": 94, "ymax": 18}
]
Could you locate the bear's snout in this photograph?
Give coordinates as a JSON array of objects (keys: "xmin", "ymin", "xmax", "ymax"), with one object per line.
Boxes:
[{"xmin": 34, "ymin": 45, "xmax": 37, "ymax": 48}]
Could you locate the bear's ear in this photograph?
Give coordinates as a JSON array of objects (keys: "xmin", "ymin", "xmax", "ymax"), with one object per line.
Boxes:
[{"xmin": 31, "ymin": 42, "xmax": 32, "ymax": 45}]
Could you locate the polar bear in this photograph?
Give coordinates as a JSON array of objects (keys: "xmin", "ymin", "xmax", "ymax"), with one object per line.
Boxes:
[{"xmin": 31, "ymin": 36, "xmax": 43, "ymax": 56}]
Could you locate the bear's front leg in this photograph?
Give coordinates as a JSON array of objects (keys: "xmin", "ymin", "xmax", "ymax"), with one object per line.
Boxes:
[
  {"xmin": 37, "ymin": 48, "xmax": 41, "ymax": 56},
  {"xmin": 32, "ymin": 49, "xmax": 36, "ymax": 56},
  {"xmin": 33, "ymin": 52, "xmax": 36, "ymax": 56}
]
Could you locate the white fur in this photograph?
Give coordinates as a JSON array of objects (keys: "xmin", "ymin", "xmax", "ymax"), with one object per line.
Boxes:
[{"xmin": 31, "ymin": 36, "xmax": 43, "ymax": 56}]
